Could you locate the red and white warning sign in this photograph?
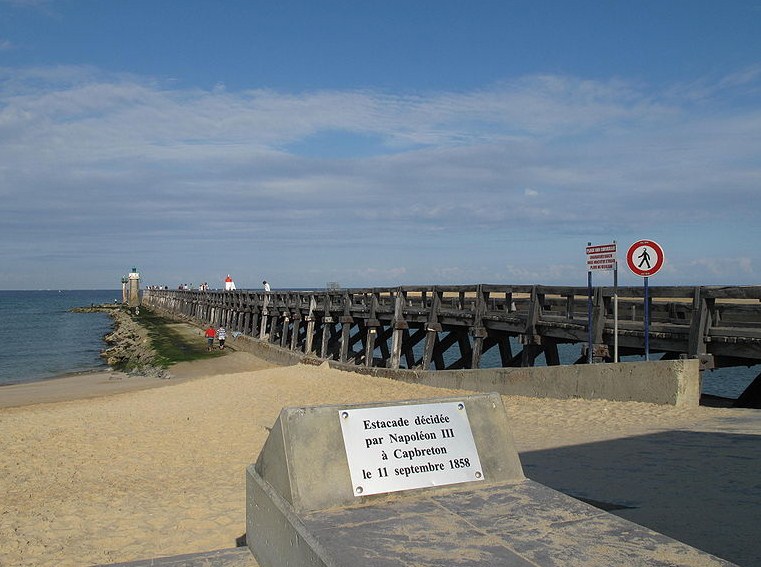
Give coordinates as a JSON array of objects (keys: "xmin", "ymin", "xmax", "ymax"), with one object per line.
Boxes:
[
  {"xmin": 626, "ymin": 240, "xmax": 665, "ymax": 277},
  {"xmin": 586, "ymin": 242, "xmax": 617, "ymax": 271}
]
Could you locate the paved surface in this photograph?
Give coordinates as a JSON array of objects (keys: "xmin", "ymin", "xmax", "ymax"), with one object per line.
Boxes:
[
  {"xmin": 521, "ymin": 410, "xmax": 761, "ymax": 566},
  {"xmin": 292, "ymin": 479, "xmax": 735, "ymax": 566}
]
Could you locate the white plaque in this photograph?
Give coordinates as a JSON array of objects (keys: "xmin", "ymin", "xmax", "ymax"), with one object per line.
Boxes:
[
  {"xmin": 586, "ymin": 242, "xmax": 617, "ymax": 272},
  {"xmin": 338, "ymin": 401, "xmax": 484, "ymax": 497}
]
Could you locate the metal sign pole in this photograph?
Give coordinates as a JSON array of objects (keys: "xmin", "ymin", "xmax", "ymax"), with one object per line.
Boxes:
[
  {"xmin": 614, "ymin": 252, "xmax": 619, "ymax": 363},
  {"xmin": 644, "ymin": 276, "xmax": 650, "ymax": 361},
  {"xmin": 587, "ymin": 265, "xmax": 593, "ymax": 364}
]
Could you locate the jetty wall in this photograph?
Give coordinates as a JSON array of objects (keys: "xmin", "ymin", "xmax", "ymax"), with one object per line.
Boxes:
[{"xmin": 228, "ymin": 332, "xmax": 701, "ymax": 406}]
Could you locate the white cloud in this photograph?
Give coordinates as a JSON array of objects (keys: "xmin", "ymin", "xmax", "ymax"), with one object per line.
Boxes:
[
  {"xmin": 686, "ymin": 257, "xmax": 755, "ymax": 277},
  {"xmin": 1, "ymin": 65, "xmax": 760, "ymax": 287}
]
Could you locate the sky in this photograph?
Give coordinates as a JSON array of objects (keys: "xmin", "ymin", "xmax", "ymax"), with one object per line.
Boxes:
[{"xmin": 1, "ymin": 0, "xmax": 760, "ymax": 290}]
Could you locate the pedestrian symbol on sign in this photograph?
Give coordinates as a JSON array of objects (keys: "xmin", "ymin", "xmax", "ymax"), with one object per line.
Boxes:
[{"xmin": 637, "ymin": 249, "xmax": 652, "ymax": 269}]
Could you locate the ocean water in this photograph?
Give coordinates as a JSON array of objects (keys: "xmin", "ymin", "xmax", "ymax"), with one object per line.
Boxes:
[
  {"xmin": 0, "ymin": 289, "xmax": 757, "ymax": 398},
  {"xmin": 0, "ymin": 290, "xmax": 120, "ymax": 386}
]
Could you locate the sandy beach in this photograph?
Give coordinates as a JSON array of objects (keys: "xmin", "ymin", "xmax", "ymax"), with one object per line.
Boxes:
[{"xmin": 1, "ymin": 350, "xmax": 760, "ymax": 566}]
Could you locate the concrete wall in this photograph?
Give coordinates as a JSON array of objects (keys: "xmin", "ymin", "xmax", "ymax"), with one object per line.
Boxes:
[
  {"xmin": 228, "ymin": 333, "xmax": 701, "ymax": 407},
  {"xmin": 399, "ymin": 359, "xmax": 700, "ymax": 407},
  {"xmin": 231, "ymin": 335, "xmax": 310, "ymax": 367}
]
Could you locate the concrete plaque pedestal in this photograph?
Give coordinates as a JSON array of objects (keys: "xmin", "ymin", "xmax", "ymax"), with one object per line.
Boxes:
[{"xmin": 246, "ymin": 393, "xmax": 735, "ymax": 567}]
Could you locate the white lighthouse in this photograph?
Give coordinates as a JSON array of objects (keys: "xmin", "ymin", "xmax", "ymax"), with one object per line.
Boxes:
[
  {"xmin": 224, "ymin": 274, "xmax": 236, "ymax": 291},
  {"xmin": 128, "ymin": 267, "xmax": 141, "ymax": 306}
]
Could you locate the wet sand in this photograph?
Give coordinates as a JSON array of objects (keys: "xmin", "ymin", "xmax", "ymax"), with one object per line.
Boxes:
[{"xmin": 1, "ymin": 350, "xmax": 759, "ymax": 566}]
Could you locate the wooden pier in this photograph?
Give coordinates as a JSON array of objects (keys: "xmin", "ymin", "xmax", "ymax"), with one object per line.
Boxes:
[{"xmin": 142, "ymin": 285, "xmax": 761, "ymax": 405}]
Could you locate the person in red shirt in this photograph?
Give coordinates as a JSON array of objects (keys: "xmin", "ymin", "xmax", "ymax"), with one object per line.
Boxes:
[{"xmin": 204, "ymin": 325, "xmax": 216, "ymax": 350}]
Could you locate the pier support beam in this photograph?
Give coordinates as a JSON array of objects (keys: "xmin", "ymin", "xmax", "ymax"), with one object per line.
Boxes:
[
  {"xmin": 290, "ymin": 315, "xmax": 301, "ymax": 351},
  {"xmin": 422, "ymin": 323, "xmax": 442, "ymax": 370},
  {"xmin": 363, "ymin": 320, "xmax": 379, "ymax": 367},
  {"xmin": 320, "ymin": 317, "xmax": 334, "ymax": 359},
  {"xmin": 280, "ymin": 314, "xmax": 290, "ymax": 348},
  {"xmin": 471, "ymin": 327, "xmax": 487, "ymax": 369},
  {"xmin": 304, "ymin": 317, "xmax": 315, "ymax": 355},
  {"xmin": 389, "ymin": 322, "xmax": 406, "ymax": 370},
  {"xmin": 339, "ymin": 317, "xmax": 353, "ymax": 363}
]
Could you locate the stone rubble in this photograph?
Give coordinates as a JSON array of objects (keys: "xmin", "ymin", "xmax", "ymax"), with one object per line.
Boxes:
[{"xmin": 72, "ymin": 304, "xmax": 171, "ymax": 379}]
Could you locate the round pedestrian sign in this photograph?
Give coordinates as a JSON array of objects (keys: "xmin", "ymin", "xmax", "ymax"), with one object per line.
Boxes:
[{"xmin": 626, "ymin": 240, "xmax": 665, "ymax": 277}]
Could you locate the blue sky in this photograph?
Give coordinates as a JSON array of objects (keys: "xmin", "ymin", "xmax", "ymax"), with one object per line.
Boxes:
[{"xmin": 1, "ymin": 1, "xmax": 760, "ymax": 290}]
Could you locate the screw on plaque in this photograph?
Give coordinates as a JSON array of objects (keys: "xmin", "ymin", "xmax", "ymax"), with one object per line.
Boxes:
[
  {"xmin": 355, "ymin": 486, "xmax": 363, "ymax": 494},
  {"xmin": 457, "ymin": 403, "xmax": 464, "ymax": 410},
  {"xmin": 342, "ymin": 411, "xmax": 349, "ymax": 419}
]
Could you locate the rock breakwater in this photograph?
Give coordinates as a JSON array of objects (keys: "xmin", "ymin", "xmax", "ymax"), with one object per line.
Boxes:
[{"xmin": 72, "ymin": 304, "xmax": 170, "ymax": 378}]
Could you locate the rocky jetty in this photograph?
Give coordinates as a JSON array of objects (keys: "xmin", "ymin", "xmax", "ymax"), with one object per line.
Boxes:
[{"xmin": 72, "ymin": 304, "xmax": 170, "ymax": 378}]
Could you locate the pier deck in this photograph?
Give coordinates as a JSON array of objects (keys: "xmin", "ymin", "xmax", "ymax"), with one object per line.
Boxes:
[{"xmin": 143, "ymin": 284, "xmax": 761, "ymax": 406}]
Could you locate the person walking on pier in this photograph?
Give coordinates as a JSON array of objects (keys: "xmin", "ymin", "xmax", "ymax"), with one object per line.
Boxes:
[
  {"xmin": 262, "ymin": 280, "xmax": 271, "ymax": 292},
  {"xmin": 204, "ymin": 325, "xmax": 216, "ymax": 350},
  {"xmin": 216, "ymin": 326, "xmax": 227, "ymax": 349}
]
